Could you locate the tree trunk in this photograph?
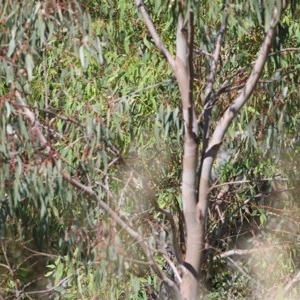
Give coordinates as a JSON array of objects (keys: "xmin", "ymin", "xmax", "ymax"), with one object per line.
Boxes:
[{"xmin": 175, "ymin": 14, "xmax": 201, "ymax": 300}]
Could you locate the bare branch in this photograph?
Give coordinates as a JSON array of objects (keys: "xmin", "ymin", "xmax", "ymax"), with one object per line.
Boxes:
[
  {"xmin": 199, "ymin": 4, "xmax": 286, "ymax": 190},
  {"xmin": 211, "ymin": 47, "xmax": 300, "ymax": 101},
  {"xmin": 218, "ymin": 12, "xmax": 279, "ymax": 113},
  {"xmin": 284, "ymin": 269, "xmax": 300, "ymax": 294},
  {"xmin": 268, "ymin": 47, "xmax": 300, "ymax": 57},
  {"xmin": 209, "ymin": 176, "xmax": 290, "ymax": 191},
  {"xmin": 24, "ymin": 272, "xmax": 74, "ymax": 296},
  {"xmin": 15, "ymin": 90, "xmax": 54, "ymax": 157},
  {"xmin": 226, "ymin": 256, "xmax": 261, "ymax": 288},
  {"xmin": 162, "ymin": 252, "xmax": 182, "ymax": 284},
  {"xmin": 197, "ymin": 10, "xmax": 228, "ymax": 181},
  {"xmin": 60, "ymin": 171, "xmax": 164, "ymax": 279},
  {"xmin": 217, "ymin": 248, "xmax": 264, "ymax": 258},
  {"xmin": 0, "ymin": 263, "xmax": 12, "ymax": 272},
  {"xmin": 112, "ymin": 79, "xmax": 173, "ymax": 103},
  {"xmin": 1, "ymin": 242, "xmax": 14, "ymax": 277},
  {"xmin": 134, "ymin": 0, "xmax": 175, "ymax": 69},
  {"xmin": 217, "ymin": 244, "xmax": 292, "ymax": 260},
  {"xmin": 204, "ymin": 13, "xmax": 228, "ymax": 105},
  {"xmin": 23, "ymin": 246, "xmax": 59, "ymax": 259},
  {"xmin": 151, "ymin": 199, "xmax": 183, "ymax": 265}
]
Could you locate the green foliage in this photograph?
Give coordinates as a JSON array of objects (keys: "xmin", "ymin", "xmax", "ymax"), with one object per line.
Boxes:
[{"xmin": 0, "ymin": 0, "xmax": 300, "ymax": 299}]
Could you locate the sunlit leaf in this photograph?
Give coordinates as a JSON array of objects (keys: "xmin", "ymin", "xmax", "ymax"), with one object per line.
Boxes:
[
  {"xmin": 25, "ymin": 53, "xmax": 35, "ymax": 81},
  {"xmin": 7, "ymin": 38, "xmax": 16, "ymax": 58},
  {"xmin": 37, "ymin": 15, "xmax": 46, "ymax": 46},
  {"xmin": 79, "ymin": 44, "xmax": 85, "ymax": 68}
]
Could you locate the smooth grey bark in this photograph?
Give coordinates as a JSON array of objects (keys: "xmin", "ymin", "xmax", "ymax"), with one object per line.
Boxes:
[{"xmin": 174, "ymin": 13, "xmax": 200, "ymax": 300}]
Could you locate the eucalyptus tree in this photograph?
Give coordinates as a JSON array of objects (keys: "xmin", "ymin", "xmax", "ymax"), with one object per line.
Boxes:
[
  {"xmin": 1, "ymin": 0, "xmax": 300, "ymax": 299},
  {"xmin": 134, "ymin": 0, "xmax": 299, "ymax": 299}
]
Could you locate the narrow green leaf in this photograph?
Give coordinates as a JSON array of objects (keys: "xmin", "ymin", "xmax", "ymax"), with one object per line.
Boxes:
[
  {"xmin": 37, "ymin": 16, "xmax": 46, "ymax": 46},
  {"xmin": 79, "ymin": 45, "xmax": 85, "ymax": 68},
  {"xmin": 124, "ymin": 36, "xmax": 130, "ymax": 54},
  {"xmin": 96, "ymin": 36, "xmax": 104, "ymax": 64},
  {"xmin": 7, "ymin": 38, "xmax": 16, "ymax": 58},
  {"xmin": 3, "ymin": 60, "xmax": 14, "ymax": 83},
  {"xmin": 25, "ymin": 53, "xmax": 35, "ymax": 81},
  {"xmin": 5, "ymin": 102, "xmax": 11, "ymax": 118}
]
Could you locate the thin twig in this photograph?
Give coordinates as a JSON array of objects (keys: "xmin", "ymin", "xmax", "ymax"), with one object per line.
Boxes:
[
  {"xmin": 268, "ymin": 47, "xmax": 300, "ymax": 57},
  {"xmin": 209, "ymin": 176, "xmax": 290, "ymax": 191},
  {"xmin": 23, "ymin": 246, "xmax": 59, "ymax": 258},
  {"xmin": 284, "ymin": 270, "xmax": 300, "ymax": 294},
  {"xmin": 0, "ymin": 263, "xmax": 12, "ymax": 272},
  {"xmin": 226, "ymin": 256, "xmax": 261, "ymax": 288},
  {"xmin": 1, "ymin": 242, "xmax": 14, "ymax": 277},
  {"xmin": 24, "ymin": 272, "xmax": 73, "ymax": 296},
  {"xmin": 151, "ymin": 200, "xmax": 183, "ymax": 266},
  {"xmin": 217, "ymin": 248, "xmax": 264, "ymax": 259},
  {"xmin": 112, "ymin": 79, "xmax": 173, "ymax": 103}
]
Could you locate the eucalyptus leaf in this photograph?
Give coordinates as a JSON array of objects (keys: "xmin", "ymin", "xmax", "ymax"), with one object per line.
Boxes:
[
  {"xmin": 7, "ymin": 38, "xmax": 16, "ymax": 58},
  {"xmin": 79, "ymin": 44, "xmax": 85, "ymax": 68},
  {"xmin": 37, "ymin": 16, "xmax": 46, "ymax": 46},
  {"xmin": 25, "ymin": 53, "xmax": 35, "ymax": 81}
]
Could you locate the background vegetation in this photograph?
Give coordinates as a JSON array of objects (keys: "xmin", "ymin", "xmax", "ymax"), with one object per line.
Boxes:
[{"xmin": 0, "ymin": 0, "xmax": 299, "ymax": 299}]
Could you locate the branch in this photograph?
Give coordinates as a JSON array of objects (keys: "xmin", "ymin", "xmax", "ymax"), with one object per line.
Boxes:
[
  {"xmin": 209, "ymin": 176, "xmax": 289, "ymax": 191},
  {"xmin": 134, "ymin": 0, "xmax": 175, "ymax": 69},
  {"xmin": 152, "ymin": 202, "xmax": 183, "ymax": 265},
  {"xmin": 15, "ymin": 91, "xmax": 54, "ymax": 157},
  {"xmin": 210, "ymin": 46, "xmax": 300, "ymax": 101},
  {"xmin": 1, "ymin": 242, "xmax": 14, "ymax": 277},
  {"xmin": 284, "ymin": 269, "xmax": 300, "ymax": 294},
  {"xmin": 217, "ymin": 248, "xmax": 264, "ymax": 258},
  {"xmin": 112, "ymin": 79, "xmax": 173, "ymax": 103},
  {"xmin": 14, "ymin": 90, "xmax": 166, "ymax": 282},
  {"xmin": 162, "ymin": 252, "xmax": 182, "ymax": 284},
  {"xmin": 204, "ymin": 13, "xmax": 228, "ymax": 106},
  {"xmin": 197, "ymin": 10, "xmax": 228, "ymax": 179},
  {"xmin": 60, "ymin": 171, "xmax": 164, "ymax": 279},
  {"xmin": 217, "ymin": 244, "xmax": 291, "ymax": 260},
  {"xmin": 226, "ymin": 256, "xmax": 261, "ymax": 288},
  {"xmin": 268, "ymin": 47, "xmax": 300, "ymax": 57},
  {"xmin": 24, "ymin": 272, "xmax": 74, "ymax": 296},
  {"xmin": 214, "ymin": 65, "xmax": 300, "ymax": 97},
  {"xmin": 199, "ymin": 4, "xmax": 286, "ymax": 186}
]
